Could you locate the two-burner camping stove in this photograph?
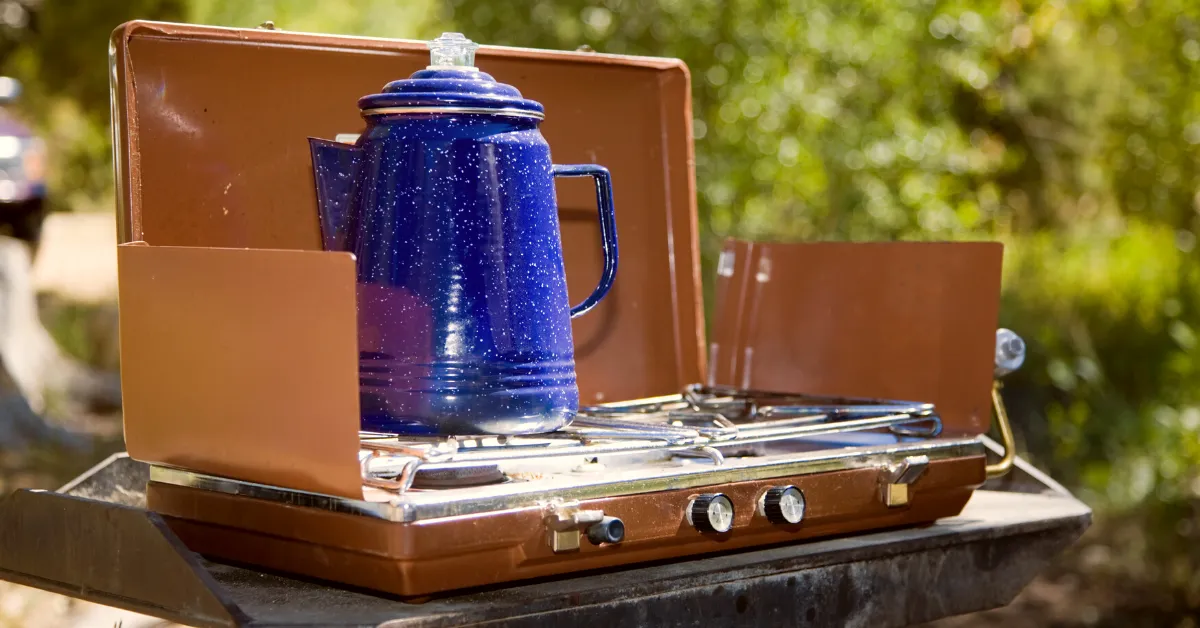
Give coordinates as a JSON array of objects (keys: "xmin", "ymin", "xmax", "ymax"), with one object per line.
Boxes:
[
  {"xmin": 81, "ymin": 22, "xmax": 1087, "ymax": 615},
  {"xmin": 147, "ymin": 385, "xmax": 989, "ymax": 597}
]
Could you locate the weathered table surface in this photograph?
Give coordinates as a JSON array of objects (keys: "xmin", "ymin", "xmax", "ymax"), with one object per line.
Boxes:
[{"xmin": 0, "ymin": 448, "xmax": 1089, "ymax": 627}]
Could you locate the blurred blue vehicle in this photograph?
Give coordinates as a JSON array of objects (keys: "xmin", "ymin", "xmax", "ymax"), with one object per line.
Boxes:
[{"xmin": 0, "ymin": 77, "xmax": 46, "ymax": 242}]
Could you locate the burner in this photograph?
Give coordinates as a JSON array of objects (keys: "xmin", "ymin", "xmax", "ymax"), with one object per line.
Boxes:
[
  {"xmin": 351, "ymin": 385, "xmax": 945, "ymax": 494},
  {"xmin": 409, "ymin": 463, "xmax": 507, "ymax": 489}
]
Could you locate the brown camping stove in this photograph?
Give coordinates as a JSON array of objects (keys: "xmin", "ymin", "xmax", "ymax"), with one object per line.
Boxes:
[
  {"xmin": 146, "ymin": 383, "xmax": 1017, "ymax": 597},
  {"xmin": 110, "ymin": 22, "xmax": 1015, "ymax": 599}
]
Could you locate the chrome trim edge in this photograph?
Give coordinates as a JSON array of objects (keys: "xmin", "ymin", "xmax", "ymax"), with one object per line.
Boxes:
[
  {"xmin": 150, "ymin": 466, "xmax": 401, "ymax": 520},
  {"xmin": 151, "ymin": 437, "xmax": 984, "ymax": 523}
]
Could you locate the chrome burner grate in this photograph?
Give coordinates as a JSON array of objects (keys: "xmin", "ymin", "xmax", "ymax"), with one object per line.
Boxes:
[{"xmin": 358, "ymin": 384, "xmax": 943, "ymax": 493}]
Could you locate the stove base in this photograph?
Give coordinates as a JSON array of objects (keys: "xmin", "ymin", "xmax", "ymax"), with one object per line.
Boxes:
[{"xmin": 147, "ymin": 455, "xmax": 985, "ymax": 597}]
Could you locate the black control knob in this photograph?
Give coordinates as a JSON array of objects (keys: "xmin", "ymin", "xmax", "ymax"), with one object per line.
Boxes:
[
  {"xmin": 687, "ymin": 493, "xmax": 735, "ymax": 533},
  {"xmin": 586, "ymin": 516, "xmax": 625, "ymax": 545},
  {"xmin": 760, "ymin": 486, "xmax": 806, "ymax": 525}
]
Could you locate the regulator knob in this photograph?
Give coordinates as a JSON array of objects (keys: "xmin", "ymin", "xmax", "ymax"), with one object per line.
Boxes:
[
  {"xmin": 586, "ymin": 516, "xmax": 625, "ymax": 545},
  {"xmin": 759, "ymin": 485, "xmax": 806, "ymax": 525},
  {"xmin": 687, "ymin": 493, "xmax": 735, "ymax": 534}
]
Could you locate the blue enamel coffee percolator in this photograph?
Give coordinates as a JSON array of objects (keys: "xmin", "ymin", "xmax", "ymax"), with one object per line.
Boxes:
[{"xmin": 308, "ymin": 33, "xmax": 618, "ymax": 436}]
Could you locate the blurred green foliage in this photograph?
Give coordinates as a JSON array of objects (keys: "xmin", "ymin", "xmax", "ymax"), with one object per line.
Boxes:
[
  {"xmin": 186, "ymin": 0, "xmax": 437, "ymax": 39},
  {"xmin": 37, "ymin": 296, "xmax": 121, "ymax": 372},
  {"xmin": 3, "ymin": 0, "xmax": 1200, "ymax": 613},
  {"xmin": 0, "ymin": 0, "xmax": 186, "ymax": 212},
  {"xmin": 439, "ymin": 0, "xmax": 1200, "ymax": 503}
]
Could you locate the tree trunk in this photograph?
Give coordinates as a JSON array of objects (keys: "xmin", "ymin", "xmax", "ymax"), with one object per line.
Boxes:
[{"xmin": 0, "ymin": 236, "xmax": 118, "ymax": 448}]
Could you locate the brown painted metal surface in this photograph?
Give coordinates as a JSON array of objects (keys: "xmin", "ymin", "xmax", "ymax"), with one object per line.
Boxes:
[
  {"xmin": 147, "ymin": 455, "xmax": 985, "ymax": 597},
  {"xmin": 710, "ymin": 240, "xmax": 1003, "ymax": 435},
  {"xmin": 117, "ymin": 244, "xmax": 363, "ymax": 498}
]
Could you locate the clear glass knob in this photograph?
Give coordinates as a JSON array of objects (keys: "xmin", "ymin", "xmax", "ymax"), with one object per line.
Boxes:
[
  {"xmin": 994, "ymin": 328, "xmax": 1026, "ymax": 378},
  {"xmin": 428, "ymin": 32, "xmax": 479, "ymax": 70}
]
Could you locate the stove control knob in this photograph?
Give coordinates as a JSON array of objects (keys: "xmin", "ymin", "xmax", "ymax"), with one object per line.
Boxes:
[
  {"xmin": 759, "ymin": 485, "xmax": 806, "ymax": 525},
  {"xmin": 687, "ymin": 493, "xmax": 735, "ymax": 534},
  {"xmin": 586, "ymin": 516, "xmax": 625, "ymax": 545}
]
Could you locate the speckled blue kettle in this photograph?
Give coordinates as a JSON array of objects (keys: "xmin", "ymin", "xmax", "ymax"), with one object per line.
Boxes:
[{"xmin": 308, "ymin": 33, "xmax": 618, "ymax": 436}]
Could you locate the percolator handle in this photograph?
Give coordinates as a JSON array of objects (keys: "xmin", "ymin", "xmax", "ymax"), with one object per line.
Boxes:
[{"xmin": 552, "ymin": 164, "xmax": 618, "ymax": 318}]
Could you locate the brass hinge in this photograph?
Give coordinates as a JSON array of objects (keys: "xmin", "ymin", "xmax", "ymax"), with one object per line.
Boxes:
[{"xmin": 985, "ymin": 381, "xmax": 1016, "ymax": 479}]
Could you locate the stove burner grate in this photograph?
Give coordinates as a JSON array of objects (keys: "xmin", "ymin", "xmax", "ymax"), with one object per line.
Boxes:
[{"xmin": 357, "ymin": 384, "xmax": 943, "ymax": 493}]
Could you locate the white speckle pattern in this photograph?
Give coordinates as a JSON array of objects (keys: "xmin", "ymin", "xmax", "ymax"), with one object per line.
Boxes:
[{"xmin": 313, "ymin": 113, "xmax": 584, "ymax": 436}]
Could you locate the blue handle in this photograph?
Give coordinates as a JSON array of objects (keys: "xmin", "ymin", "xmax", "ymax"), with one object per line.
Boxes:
[{"xmin": 553, "ymin": 164, "xmax": 618, "ymax": 318}]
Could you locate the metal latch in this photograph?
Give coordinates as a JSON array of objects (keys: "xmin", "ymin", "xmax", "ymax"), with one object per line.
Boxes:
[
  {"xmin": 878, "ymin": 455, "xmax": 929, "ymax": 507},
  {"xmin": 545, "ymin": 502, "xmax": 605, "ymax": 553}
]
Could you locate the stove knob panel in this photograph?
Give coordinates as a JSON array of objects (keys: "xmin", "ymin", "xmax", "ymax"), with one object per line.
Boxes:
[
  {"xmin": 759, "ymin": 485, "xmax": 806, "ymax": 525},
  {"xmin": 687, "ymin": 493, "xmax": 735, "ymax": 534}
]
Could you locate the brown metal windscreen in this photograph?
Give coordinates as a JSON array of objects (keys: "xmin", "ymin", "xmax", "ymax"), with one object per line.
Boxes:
[{"xmin": 707, "ymin": 239, "xmax": 1003, "ymax": 435}]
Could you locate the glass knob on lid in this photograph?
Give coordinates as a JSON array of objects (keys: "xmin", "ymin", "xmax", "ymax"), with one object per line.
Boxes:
[
  {"xmin": 428, "ymin": 32, "xmax": 479, "ymax": 70},
  {"xmin": 360, "ymin": 32, "xmax": 543, "ymax": 118}
]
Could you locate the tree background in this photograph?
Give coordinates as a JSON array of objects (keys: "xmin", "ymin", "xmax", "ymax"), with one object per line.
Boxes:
[{"xmin": 2, "ymin": 0, "xmax": 1199, "ymax": 622}]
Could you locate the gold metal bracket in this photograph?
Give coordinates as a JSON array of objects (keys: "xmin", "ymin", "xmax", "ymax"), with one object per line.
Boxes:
[
  {"xmin": 985, "ymin": 381, "xmax": 1016, "ymax": 479},
  {"xmin": 545, "ymin": 502, "xmax": 604, "ymax": 553},
  {"xmin": 878, "ymin": 455, "xmax": 929, "ymax": 507}
]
